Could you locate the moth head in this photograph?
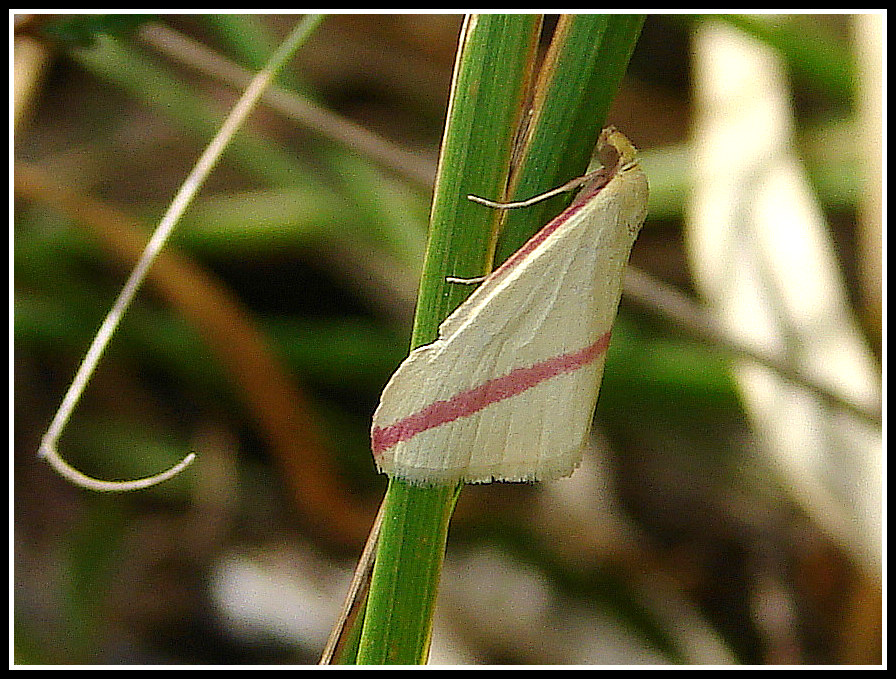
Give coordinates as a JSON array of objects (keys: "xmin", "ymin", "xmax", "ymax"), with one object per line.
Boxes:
[{"xmin": 598, "ymin": 126, "xmax": 639, "ymax": 172}]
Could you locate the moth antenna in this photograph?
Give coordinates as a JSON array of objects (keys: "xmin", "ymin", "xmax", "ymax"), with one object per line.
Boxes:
[{"xmin": 467, "ymin": 168, "xmax": 605, "ymax": 209}]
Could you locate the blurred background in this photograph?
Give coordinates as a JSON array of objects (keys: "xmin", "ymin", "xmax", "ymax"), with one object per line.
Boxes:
[{"xmin": 13, "ymin": 14, "xmax": 882, "ymax": 665}]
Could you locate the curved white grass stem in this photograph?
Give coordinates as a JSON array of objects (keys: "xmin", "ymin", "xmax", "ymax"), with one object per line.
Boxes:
[{"xmin": 38, "ymin": 15, "xmax": 323, "ymax": 491}]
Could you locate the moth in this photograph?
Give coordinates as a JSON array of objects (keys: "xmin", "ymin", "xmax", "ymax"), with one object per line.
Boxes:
[{"xmin": 371, "ymin": 127, "xmax": 648, "ymax": 484}]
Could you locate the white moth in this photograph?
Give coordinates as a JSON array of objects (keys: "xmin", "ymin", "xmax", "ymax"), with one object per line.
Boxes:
[{"xmin": 371, "ymin": 127, "xmax": 649, "ymax": 485}]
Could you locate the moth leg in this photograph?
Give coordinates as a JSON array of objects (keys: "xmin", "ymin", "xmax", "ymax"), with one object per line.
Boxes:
[{"xmin": 445, "ymin": 275, "xmax": 486, "ymax": 285}]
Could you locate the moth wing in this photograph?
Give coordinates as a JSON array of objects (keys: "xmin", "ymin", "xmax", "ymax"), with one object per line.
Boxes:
[{"xmin": 372, "ymin": 161, "xmax": 647, "ymax": 484}]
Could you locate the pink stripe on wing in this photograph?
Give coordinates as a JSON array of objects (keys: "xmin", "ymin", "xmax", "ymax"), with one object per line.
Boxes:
[{"xmin": 371, "ymin": 332, "xmax": 611, "ymax": 457}]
